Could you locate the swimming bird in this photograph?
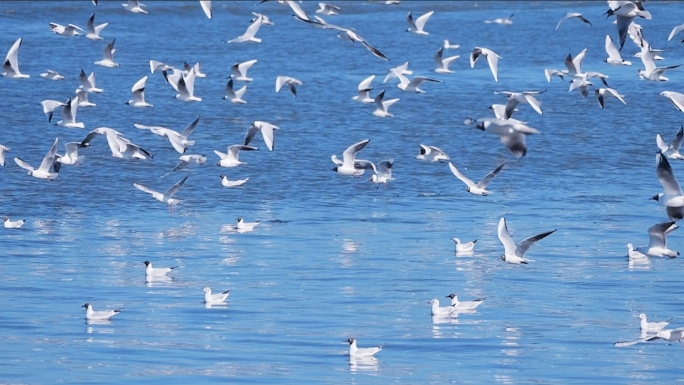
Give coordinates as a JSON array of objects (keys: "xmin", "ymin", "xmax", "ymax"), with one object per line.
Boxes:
[
  {"xmin": 56, "ymin": 142, "xmax": 85, "ymax": 165},
  {"xmin": 0, "ymin": 144, "xmax": 8, "ymax": 166},
  {"xmin": 79, "ymin": 70, "xmax": 103, "ymax": 93},
  {"xmin": 668, "ymin": 23, "xmax": 684, "ymax": 41},
  {"xmin": 369, "ymin": 160, "xmax": 394, "ymax": 187},
  {"xmin": 430, "ymin": 299, "xmax": 456, "ymax": 316},
  {"xmin": 604, "ymin": 35, "xmax": 631, "ymax": 65},
  {"xmin": 245, "ymin": 121, "xmax": 278, "ymax": 151},
  {"xmin": 498, "ymin": 217, "xmax": 555, "ymax": 264},
  {"xmin": 94, "ymin": 39, "xmax": 118, "ymax": 67},
  {"xmin": 347, "ymin": 338, "xmax": 383, "ymax": 358},
  {"xmin": 223, "ymin": 78, "xmax": 247, "ymax": 104},
  {"xmin": 383, "ymin": 62, "xmax": 411, "ymax": 84},
  {"xmin": 82, "ymin": 303, "xmax": 122, "ymax": 321},
  {"xmin": 41, "ymin": 100, "xmax": 65, "ymax": 122},
  {"xmin": 4, "ymin": 216, "xmax": 25, "ymax": 229},
  {"xmin": 14, "ymin": 137, "xmax": 60, "ymax": 181},
  {"xmin": 203, "ymin": 287, "xmax": 230, "ymax": 304},
  {"xmin": 555, "ymin": 13, "xmax": 592, "ymax": 31},
  {"xmin": 465, "ymin": 117, "xmax": 539, "ymax": 158},
  {"xmin": 126, "ymin": 76, "xmax": 151, "ymax": 107},
  {"xmin": 635, "ymin": 221, "xmax": 679, "ymax": 258},
  {"xmin": 393, "ymin": 71, "xmax": 443, "ymax": 93},
  {"xmin": 161, "ymin": 154, "xmax": 206, "ymax": 177},
  {"xmin": 231, "ymin": 59, "xmax": 257, "ymax": 82},
  {"xmin": 604, "ymin": 1, "xmax": 651, "ymax": 50},
  {"xmin": 2, "ymin": 38, "xmax": 29, "ymax": 79},
  {"xmin": 122, "ymin": 0, "xmax": 147, "ymax": 14},
  {"xmin": 627, "ymin": 243, "xmax": 648, "ymax": 260},
  {"xmin": 228, "ymin": 14, "xmax": 263, "ymax": 43},
  {"xmin": 220, "ymin": 175, "xmax": 249, "ymax": 187},
  {"xmin": 135, "ymin": 116, "xmax": 199, "ymax": 154},
  {"xmin": 372, "ymin": 90, "xmax": 399, "ymax": 118},
  {"xmin": 639, "ymin": 313, "xmax": 673, "ymax": 334},
  {"xmin": 200, "ymin": 0, "xmax": 212, "ymax": 19},
  {"xmin": 40, "ymin": 70, "xmax": 64, "ymax": 80},
  {"xmin": 595, "ymin": 88, "xmax": 626, "ymax": 109},
  {"xmin": 653, "ymin": 153, "xmax": 684, "ymax": 221},
  {"xmin": 85, "ymin": 13, "xmax": 107, "ymax": 40},
  {"xmin": 144, "ymin": 261, "xmax": 178, "ymax": 277},
  {"xmin": 448, "ymin": 161, "xmax": 506, "ymax": 196},
  {"xmin": 657, "ymin": 127, "xmax": 684, "ymax": 160},
  {"xmin": 57, "ymin": 97, "xmax": 84, "ymax": 128},
  {"xmin": 237, "ymin": 217, "xmax": 260, "ymax": 231},
  {"xmin": 331, "ymin": 139, "xmax": 371, "ymax": 176},
  {"xmin": 470, "ymin": 47, "xmax": 501, "ymax": 82},
  {"xmin": 416, "ymin": 144, "xmax": 449, "ymax": 162},
  {"xmin": 445, "ymin": 294, "xmax": 485, "ymax": 310},
  {"xmin": 215, "ymin": 145, "xmax": 258, "ymax": 168},
  {"xmin": 49, "ymin": 23, "xmax": 84, "ymax": 36},
  {"xmin": 134, "ymin": 174, "xmax": 189, "ymax": 209},
  {"xmin": 317, "ymin": 3, "xmax": 340, "ymax": 15},
  {"xmin": 495, "ymin": 90, "xmax": 545, "ymax": 119},
  {"xmin": 434, "ymin": 47, "xmax": 459, "ymax": 74},
  {"xmin": 443, "ymin": 40, "xmax": 459, "ymax": 49},
  {"xmin": 485, "ymin": 14, "xmax": 513, "ymax": 25},
  {"xmin": 352, "ymin": 75, "xmax": 375, "ymax": 103},
  {"xmin": 452, "ymin": 238, "xmax": 476, "ymax": 253},
  {"xmin": 275, "ymin": 76, "xmax": 302, "ymax": 98},
  {"xmin": 661, "ymin": 91, "xmax": 684, "ymax": 113},
  {"xmin": 406, "ymin": 10, "xmax": 434, "ymax": 35},
  {"xmin": 544, "ymin": 69, "xmax": 567, "ymax": 82}
]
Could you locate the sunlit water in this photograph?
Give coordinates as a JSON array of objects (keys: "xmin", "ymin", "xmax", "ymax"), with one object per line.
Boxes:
[{"xmin": 0, "ymin": 1, "xmax": 684, "ymax": 383}]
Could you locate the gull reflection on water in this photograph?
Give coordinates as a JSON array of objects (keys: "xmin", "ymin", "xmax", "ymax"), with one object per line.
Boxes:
[
  {"xmin": 145, "ymin": 274, "xmax": 174, "ymax": 287},
  {"xmin": 349, "ymin": 356, "xmax": 379, "ymax": 372},
  {"xmin": 204, "ymin": 302, "xmax": 229, "ymax": 310}
]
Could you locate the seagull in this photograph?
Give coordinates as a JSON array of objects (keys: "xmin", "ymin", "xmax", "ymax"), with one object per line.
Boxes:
[
  {"xmin": 0, "ymin": 144, "xmax": 9, "ymax": 166},
  {"xmin": 657, "ymin": 127, "xmax": 684, "ymax": 160},
  {"xmin": 635, "ymin": 221, "xmax": 679, "ymax": 258},
  {"xmin": 14, "ymin": 137, "xmax": 60, "ymax": 181},
  {"xmin": 372, "ymin": 90, "xmax": 399, "ymax": 118},
  {"xmin": 369, "ymin": 160, "xmax": 394, "ymax": 187},
  {"xmin": 227, "ymin": 14, "xmax": 263, "ymax": 43},
  {"xmin": 200, "ymin": 0, "xmax": 212, "ymax": 19},
  {"xmin": 485, "ymin": 14, "xmax": 513, "ymax": 25},
  {"xmin": 161, "ymin": 154, "xmax": 206, "ymax": 177},
  {"xmin": 316, "ymin": 2, "xmax": 340, "ymax": 15},
  {"xmin": 203, "ymin": 287, "xmax": 230, "ymax": 305},
  {"xmin": 79, "ymin": 70, "xmax": 103, "ymax": 93},
  {"xmin": 134, "ymin": 175, "xmax": 189, "ymax": 209},
  {"xmin": 564, "ymin": 48, "xmax": 587, "ymax": 75},
  {"xmin": 445, "ymin": 294, "xmax": 485, "ymax": 311},
  {"xmin": 661, "ymin": 91, "xmax": 684, "ymax": 113},
  {"xmin": 465, "ymin": 117, "xmax": 539, "ymax": 158},
  {"xmin": 49, "ymin": 23, "xmax": 84, "ymax": 36},
  {"xmin": 236, "ymin": 216, "xmax": 260, "ymax": 231},
  {"xmin": 393, "ymin": 71, "xmax": 443, "ymax": 93},
  {"xmin": 85, "ymin": 13, "xmax": 107, "ymax": 40},
  {"xmin": 75, "ymin": 88, "xmax": 96, "ymax": 107},
  {"xmin": 82, "ymin": 303, "xmax": 122, "ymax": 321},
  {"xmin": 638, "ymin": 43, "xmax": 681, "ymax": 81},
  {"xmin": 126, "ymin": 76, "xmax": 152, "ymax": 107},
  {"xmin": 223, "ymin": 78, "xmax": 247, "ymax": 104},
  {"xmin": 604, "ymin": 35, "xmax": 631, "ymax": 65},
  {"xmin": 605, "ymin": 1, "xmax": 651, "ymax": 50},
  {"xmin": 555, "ymin": 13, "xmax": 592, "ymax": 31},
  {"xmin": 615, "ymin": 327, "xmax": 684, "ymax": 347},
  {"xmin": 668, "ymin": 23, "xmax": 684, "ymax": 41},
  {"xmin": 331, "ymin": 139, "xmax": 371, "ymax": 176},
  {"xmin": 251, "ymin": 12, "xmax": 274, "ymax": 26},
  {"xmin": 495, "ymin": 91, "xmax": 545, "ymax": 119},
  {"xmin": 170, "ymin": 68, "xmax": 201, "ymax": 102},
  {"xmin": 231, "ymin": 59, "xmax": 257, "ymax": 82},
  {"xmin": 183, "ymin": 62, "xmax": 205, "ymax": 78},
  {"xmin": 639, "ymin": 314, "xmax": 673, "ymax": 333},
  {"xmin": 430, "ymin": 299, "xmax": 457, "ymax": 316},
  {"xmin": 41, "ymin": 100, "xmax": 65, "ymax": 123},
  {"xmin": 443, "ymin": 40, "xmax": 460, "ymax": 49},
  {"xmin": 470, "ymin": 47, "xmax": 501, "ymax": 82},
  {"xmin": 352, "ymin": 75, "xmax": 375, "ymax": 103},
  {"xmin": 416, "ymin": 144, "xmax": 449, "ymax": 162},
  {"xmin": 544, "ymin": 69, "xmax": 567, "ymax": 82},
  {"xmin": 122, "ymin": 0, "xmax": 147, "ymax": 14},
  {"xmin": 383, "ymin": 62, "xmax": 412, "ymax": 84},
  {"xmin": 312, "ymin": 16, "xmax": 389, "ymax": 61},
  {"xmin": 79, "ymin": 127, "xmax": 144, "ymax": 159},
  {"xmin": 653, "ymin": 153, "xmax": 684, "ymax": 221},
  {"xmin": 57, "ymin": 97, "xmax": 84, "ymax": 128},
  {"xmin": 245, "ymin": 121, "xmax": 278, "ymax": 151},
  {"xmin": 144, "ymin": 261, "xmax": 178, "ymax": 277},
  {"xmin": 448, "ymin": 161, "xmax": 506, "ymax": 196},
  {"xmin": 452, "ymin": 238, "xmax": 476, "ymax": 253},
  {"xmin": 406, "ymin": 10, "xmax": 434, "ymax": 35},
  {"xmin": 347, "ymin": 338, "xmax": 383, "ymax": 358},
  {"xmin": 4, "ymin": 216, "xmax": 25, "ymax": 229},
  {"xmin": 150, "ymin": 60, "xmax": 174, "ymax": 74},
  {"xmin": 627, "ymin": 243, "xmax": 649, "ymax": 260},
  {"xmin": 275, "ymin": 76, "xmax": 302, "ymax": 98},
  {"xmin": 94, "ymin": 39, "xmax": 118, "ymax": 68},
  {"xmin": 220, "ymin": 175, "xmax": 249, "ymax": 187},
  {"xmin": 434, "ymin": 47, "xmax": 459, "ymax": 74},
  {"xmin": 40, "ymin": 70, "xmax": 64, "ymax": 80},
  {"xmin": 595, "ymin": 88, "xmax": 626, "ymax": 109},
  {"xmin": 135, "ymin": 116, "xmax": 199, "ymax": 154},
  {"xmin": 2, "ymin": 38, "xmax": 29, "ymax": 79},
  {"xmin": 56, "ymin": 142, "xmax": 85, "ymax": 165},
  {"xmin": 498, "ymin": 217, "xmax": 555, "ymax": 264},
  {"xmin": 215, "ymin": 145, "xmax": 258, "ymax": 168}
]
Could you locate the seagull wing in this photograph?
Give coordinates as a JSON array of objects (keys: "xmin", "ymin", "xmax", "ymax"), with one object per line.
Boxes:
[
  {"xmin": 498, "ymin": 217, "xmax": 517, "ymax": 256},
  {"xmin": 358, "ymin": 75, "xmax": 375, "ymax": 91},
  {"xmin": 668, "ymin": 23, "xmax": 684, "ymax": 41},
  {"xmin": 164, "ymin": 174, "xmax": 189, "ymax": 197},
  {"xmin": 476, "ymin": 161, "xmax": 506, "ymax": 189},
  {"xmin": 647, "ymin": 221, "xmax": 676, "ymax": 249},
  {"xmin": 342, "ymin": 139, "xmax": 369, "ymax": 167},
  {"xmin": 656, "ymin": 153, "xmax": 684, "ymax": 196},
  {"xmin": 244, "ymin": 124, "xmax": 259, "ymax": 146},
  {"xmin": 38, "ymin": 138, "xmax": 59, "ymax": 172},
  {"xmin": 103, "ymin": 39, "xmax": 115, "ymax": 61},
  {"xmin": 671, "ymin": 127, "xmax": 684, "ymax": 152},
  {"xmin": 180, "ymin": 116, "xmax": 200, "ymax": 139},
  {"xmin": 515, "ymin": 229, "xmax": 556, "ymax": 258},
  {"xmin": 605, "ymin": 35, "xmax": 622, "ymax": 61},
  {"xmin": 14, "ymin": 157, "xmax": 34, "ymax": 171},
  {"xmin": 4, "ymin": 38, "xmax": 22, "ymax": 74},
  {"xmin": 134, "ymin": 182, "xmax": 157, "ymax": 195},
  {"xmin": 414, "ymin": 10, "xmax": 434, "ymax": 31},
  {"xmin": 200, "ymin": 0, "xmax": 212, "ymax": 19},
  {"xmin": 555, "ymin": 13, "xmax": 571, "ymax": 31},
  {"xmin": 237, "ymin": 59, "xmax": 257, "ymax": 76},
  {"xmin": 287, "ymin": 0, "xmax": 310, "ymax": 21},
  {"xmin": 448, "ymin": 162, "xmax": 476, "ymax": 188},
  {"xmin": 359, "ymin": 39, "xmax": 389, "ymax": 61}
]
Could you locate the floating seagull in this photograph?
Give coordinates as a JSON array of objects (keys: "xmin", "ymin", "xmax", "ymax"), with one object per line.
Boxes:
[
  {"xmin": 144, "ymin": 261, "xmax": 178, "ymax": 277},
  {"xmin": 317, "ymin": 2, "xmax": 340, "ymax": 15},
  {"xmin": 445, "ymin": 294, "xmax": 485, "ymax": 311},
  {"xmin": 485, "ymin": 14, "xmax": 513, "ymax": 25},
  {"xmin": 161, "ymin": 154, "xmax": 206, "ymax": 177},
  {"xmin": 347, "ymin": 338, "xmax": 383, "ymax": 358},
  {"xmin": 331, "ymin": 139, "xmax": 371, "ymax": 176},
  {"xmin": 416, "ymin": 144, "xmax": 449, "ymax": 162},
  {"xmin": 312, "ymin": 16, "xmax": 389, "ymax": 61},
  {"xmin": 372, "ymin": 90, "xmax": 399, "ymax": 118},
  {"xmin": 430, "ymin": 299, "xmax": 456, "ymax": 316},
  {"xmin": 635, "ymin": 221, "xmax": 679, "ymax": 258},
  {"xmin": 82, "ymin": 303, "xmax": 122, "ymax": 321},
  {"xmin": 231, "ymin": 59, "xmax": 257, "ymax": 82},
  {"xmin": 4, "ymin": 216, "xmax": 25, "ymax": 229},
  {"xmin": 498, "ymin": 217, "xmax": 555, "ymax": 264},
  {"xmin": 49, "ymin": 23, "xmax": 84, "ymax": 36},
  {"xmin": 75, "ymin": 88, "xmax": 95, "ymax": 107},
  {"xmin": 200, "ymin": 0, "xmax": 212, "ymax": 19},
  {"xmin": 369, "ymin": 160, "xmax": 394, "ymax": 187},
  {"xmin": 661, "ymin": 91, "xmax": 684, "ymax": 113},
  {"xmin": 434, "ymin": 47, "xmax": 459, "ymax": 74},
  {"xmin": 2, "ymin": 38, "xmax": 29, "ymax": 79},
  {"xmin": 653, "ymin": 153, "xmax": 684, "ymax": 221},
  {"xmin": 220, "ymin": 175, "xmax": 249, "ymax": 187},
  {"xmin": 57, "ymin": 97, "xmax": 84, "ymax": 128},
  {"xmin": 245, "ymin": 121, "xmax": 278, "ymax": 151},
  {"xmin": 236, "ymin": 216, "xmax": 260, "ymax": 231},
  {"xmin": 443, "ymin": 39, "xmax": 459, "ymax": 49},
  {"xmin": 595, "ymin": 87, "xmax": 626, "ymax": 109},
  {"xmin": 126, "ymin": 76, "xmax": 151, "ymax": 107},
  {"xmin": 638, "ymin": 43, "xmax": 681, "ymax": 81},
  {"xmin": 627, "ymin": 243, "xmax": 648, "ymax": 260},
  {"xmin": 123, "ymin": 0, "xmax": 147, "ymax": 14},
  {"xmin": 134, "ymin": 174, "xmax": 189, "ymax": 209},
  {"xmin": 223, "ymin": 78, "xmax": 247, "ymax": 104},
  {"xmin": 495, "ymin": 91, "xmax": 545, "ymax": 119},
  {"xmin": 352, "ymin": 75, "xmax": 375, "ymax": 103},
  {"xmin": 56, "ymin": 142, "xmax": 85, "ymax": 165},
  {"xmin": 228, "ymin": 14, "xmax": 263, "ymax": 43},
  {"xmin": 203, "ymin": 287, "xmax": 230, "ymax": 305},
  {"xmin": 544, "ymin": 69, "xmax": 567, "ymax": 82},
  {"xmin": 14, "ymin": 137, "xmax": 60, "ymax": 181},
  {"xmin": 85, "ymin": 13, "xmax": 107, "ymax": 40},
  {"xmin": 41, "ymin": 100, "xmax": 65, "ymax": 122},
  {"xmin": 393, "ymin": 71, "xmax": 443, "ymax": 93},
  {"xmin": 79, "ymin": 70, "xmax": 103, "ymax": 93},
  {"xmin": 0, "ymin": 144, "xmax": 9, "ymax": 166},
  {"xmin": 448, "ymin": 161, "xmax": 506, "ymax": 196},
  {"xmin": 215, "ymin": 145, "xmax": 258, "ymax": 168},
  {"xmin": 406, "ymin": 10, "xmax": 434, "ymax": 35},
  {"xmin": 183, "ymin": 62, "xmax": 205, "ymax": 78},
  {"xmin": 470, "ymin": 47, "xmax": 501, "ymax": 82},
  {"xmin": 657, "ymin": 127, "xmax": 684, "ymax": 160},
  {"xmin": 452, "ymin": 238, "xmax": 476, "ymax": 253},
  {"xmin": 135, "ymin": 116, "xmax": 199, "ymax": 154},
  {"xmin": 639, "ymin": 313, "xmax": 673, "ymax": 333},
  {"xmin": 275, "ymin": 76, "xmax": 302, "ymax": 98},
  {"xmin": 668, "ymin": 23, "xmax": 684, "ymax": 41},
  {"xmin": 555, "ymin": 13, "xmax": 592, "ymax": 31},
  {"xmin": 40, "ymin": 70, "xmax": 64, "ymax": 80},
  {"xmin": 465, "ymin": 117, "xmax": 539, "ymax": 158},
  {"xmin": 604, "ymin": 35, "xmax": 631, "ymax": 65}
]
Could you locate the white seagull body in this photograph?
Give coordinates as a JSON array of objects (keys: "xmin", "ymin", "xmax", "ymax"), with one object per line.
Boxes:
[
  {"xmin": 94, "ymin": 39, "xmax": 119, "ymax": 67},
  {"xmin": 466, "ymin": 117, "xmax": 539, "ymax": 158},
  {"xmin": 203, "ymin": 287, "xmax": 230, "ymax": 304},
  {"xmin": 4, "ymin": 216, "xmax": 25, "ymax": 229},
  {"xmin": 85, "ymin": 13, "xmax": 108, "ymax": 40},
  {"xmin": 228, "ymin": 15, "xmax": 263, "ymax": 43},
  {"xmin": 416, "ymin": 144, "xmax": 449, "ymax": 162},
  {"xmin": 372, "ymin": 90, "xmax": 399, "ymax": 118},
  {"xmin": 470, "ymin": 47, "xmax": 501, "ymax": 82},
  {"xmin": 393, "ymin": 71, "xmax": 443, "ymax": 93},
  {"xmin": 452, "ymin": 238, "xmax": 476, "ymax": 253},
  {"xmin": 127, "ymin": 76, "xmax": 152, "ymax": 107},
  {"xmin": 135, "ymin": 116, "xmax": 199, "ymax": 154},
  {"xmin": 635, "ymin": 221, "xmax": 679, "ymax": 258},
  {"xmin": 79, "ymin": 70, "xmax": 103, "ymax": 93},
  {"xmin": 2, "ymin": 38, "xmax": 29, "ymax": 79},
  {"xmin": 223, "ymin": 78, "xmax": 247, "ymax": 104},
  {"xmin": 49, "ymin": 23, "xmax": 84, "ymax": 36},
  {"xmin": 40, "ymin": 70, "xmax": 64, "ymax": 80},
  {"xmin": 604, "ymin": 35, "xmax": 631, "ymax": 65},
  {"xmin": 445, "ymin": 294, "xmax": 485, "ymax": 311},
  {"xmin": 83, "ymin": 303, "xmax": 122, "ymax": 321},
  {"xmin": 434, "ymin": 47, "xmax": 459, "ymax": 74},
  {"xmin": 245, "ymin": 121, "xmax": 278, "ymax": 151},
  {"xmin": 57, "ymin": 97, "xmax": 84, "ymax": 128},
  {"xmin": 317, "ymin": 3, "xmax": 340, "ymax": 15},
  {"xmin": 332, "ymin": 139, "xmax": 371, "ymax": 176},
  {"xmin": 231, "ymin": 59, "xmax": 257, "ymax": 82},
  {"xmin": 639, "ymin": 313, "xmax": 672, "ymax": 333},
  {"xmin": 236, "ymin": 217, "xmax": 260, "ymax": 231},
  {"xmin": 353, "ymin": 75, "xmax": 375, "ymax": 103},
  {"xmin": 448, "ymin": 161, "xmax": 505, "ymax": 196},
  {"xmin": 14, "ymin": 137, "xmax": 60, "ymax": 181},
  {"xmin": 498, "ymin": 217, "xmax": 555, "ymax": 264},
  {"xmin": 144, "ymin": 261, "xmax": 178, "ymax": 277},
  {"xmin": 485, "ymin": 14, "xmax": 513, "ymax": 25},
  {"xmin": 134, "ymin": 174, "xmax": 189, "ymax": 207},
  {"xmin": 215, "ymin": 145, "xmax": 258, "ymax": 168},
  {"xmin": 369, "ymin": 160, "xmax": 394, "ymax": 186},
  {"xmin": 657, "ymin": 126, "xmax": 684, "ymax": 160},
  {"xmin": 430, "ymin": 299, "xmax": 456, "ymax": 316},
  {"xmin": 123, "ymin": 0, "xmax": 147, "ymax": 14},
  {"xmin": 495, "ymin": 90, "xmax": 545, "ymax": 119},
  {"xmin": 347, "ymin": 338, "xmax": 383, "ymax": 358},
  {"xmin": 56, "ymin": 142, "xmax": 85, "ymax": 165},
  {"xmin": 406, "ymin": 10, "xmax": 434, "ymax": 35},
  {"xmin": 220, "ymin": 175, "xmax": 249, "ymax": 187}
]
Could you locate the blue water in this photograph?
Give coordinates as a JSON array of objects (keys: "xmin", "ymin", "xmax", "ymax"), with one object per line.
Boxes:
[{"xmin": 1, "ymin": 1, "xmax": 684, "ymax": 383}]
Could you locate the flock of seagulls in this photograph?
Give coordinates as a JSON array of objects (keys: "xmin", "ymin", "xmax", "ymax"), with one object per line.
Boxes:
[{"xmin": 2, "ymin": 0, "xmax": 684, "ymax": 368}]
